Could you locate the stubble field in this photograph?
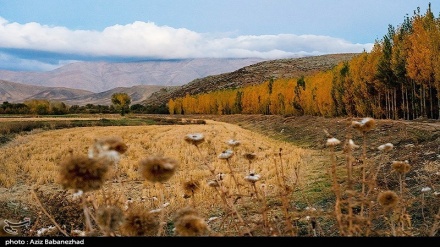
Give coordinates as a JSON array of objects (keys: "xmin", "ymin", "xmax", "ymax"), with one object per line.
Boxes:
[{"xmin": 1, "ymin": 114, "xmax": 439, "ymax": 237}]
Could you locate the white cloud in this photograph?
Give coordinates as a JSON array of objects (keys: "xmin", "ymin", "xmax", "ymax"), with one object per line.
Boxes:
[
  {"xmin": 0, "ymin": 52, "xmax": 75, "ymax": 71},
  {"xmin": 0, "ymin": 16, "xmax": 373, "ymax": 67}
]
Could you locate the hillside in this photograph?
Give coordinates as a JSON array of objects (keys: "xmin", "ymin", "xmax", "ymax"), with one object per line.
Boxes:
[
  {"xmin": 62, "ymin": 85, "xmax": 172, "ymax": 106},
  {"xmin": 0, "ymin": 80, "xmax": 93, "ymax": 103},
  {"xmin": 0, "ymin": 58, "xmax": 266, "ymax": 93},
  {"xmin": 142, "ymin": 53, "xmax": 358, "ymax": 107},
  {"xmin": 0, "ymin": 80, "xmax": 167, "ymax": 105}
]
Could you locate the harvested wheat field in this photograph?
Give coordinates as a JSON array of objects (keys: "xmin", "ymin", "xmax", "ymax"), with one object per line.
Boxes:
[
  {"xmin": 0, "ymin": 119, "xmax": 322, "ymax": 237},
  {"xmin": 1, "ymin": 115, "xmax": 440, "ymax": 237}
]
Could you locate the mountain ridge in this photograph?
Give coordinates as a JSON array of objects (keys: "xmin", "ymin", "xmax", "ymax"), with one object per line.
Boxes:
[
  {"xmin": 0, "ymin": 58, "xmax": 267, "ymax": 93},
  {"xmin": 143, "ymin": 53, "xmax": 359, "ymax": 107},
  {"xmin": 0, "ymin": 80, "xmax": 168, "ymax": 106},
  {"xmin": 0, "ymin": 54, "xmax": 358, "ymax": 107}
]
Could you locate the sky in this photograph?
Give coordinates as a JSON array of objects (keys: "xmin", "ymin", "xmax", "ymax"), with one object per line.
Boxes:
[{"xmin": 0, "ymin": 0, "xmax": 437, "ymax": 71}]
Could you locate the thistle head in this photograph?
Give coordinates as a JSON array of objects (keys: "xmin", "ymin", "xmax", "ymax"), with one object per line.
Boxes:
[
  {"xmin": 120, "ymin": 206, "xmax": 160, "ymax": 236},
  {"xmin": 244, "ymin": 172, "xmax": 261, "ymax": 183},
  {"xmin": 95, "ymin": 205, "xmax": 124, "ymax": 233},
  {"xmin": 139, "ymin": 156, "xmax": 179, "ymax": 183},
  {"xmin": 88, "ymin": 136, "xmax": 128, "ymax": 165},
  {"xmin": 226, "ymin": 139, "xmax": 241, "ymax": 147},
  {"xmin": 173, "ymin": 207, "xmax": 209, "ymax": 236},
  {"xmin": 243, "ymin": 152, "xmax": 257, "ymax": 161},
  {"xmin": 58, "ymin": 155, "xmax": 110, "ymax": 192},
  {"xmin": 218, "ymin": 150, "xmax": 234, "ymax": 160},
  {"xmin": 378, "ymin": 143, "xmax": 394, "ymax": 152},
  {"xmin": 377, "ymin": 190, "xmax": 399, "ymax": 210},
  {"xmin": 184, "ymin": 133, "xmax": 205, "ymax": 146},
  {"xmin": 326, "ymin": 137, "xmax": 341, "ymax": 147},
  {"xmin": 352, "ymin": 117, "xmax": 376, "ymax": 133},
  {"xmin": 392, "ymin": 160, "xmax": 411, "ymax": 175}
]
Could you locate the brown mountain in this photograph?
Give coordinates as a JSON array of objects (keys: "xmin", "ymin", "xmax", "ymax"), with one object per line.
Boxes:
[
  {"xmin": 1, "ymin": 54, "xmax": 358, "ymax": 107},
  {"xmin": 62, "ymin": 85, "xmax": 172, "ymax": 106},
  {"xmin": 142, "ymin": 53, "xmax": 359, "ymax": 107},
  {"xmin": 0, "ymin": 80, "xmax": 167, "ymax": 106},
  {"xmin": 0, "ymin": 80, "xmax": 93, "ymax": 103},
  {"xmin": 0, "ymin": 58, "xmax": 266, "ymax": 93}
]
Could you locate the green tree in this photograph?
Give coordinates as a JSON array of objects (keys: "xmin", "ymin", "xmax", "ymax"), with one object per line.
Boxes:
[{"xmin": 111, "ymin": 93, "xmax": 131, "ymax": 116}]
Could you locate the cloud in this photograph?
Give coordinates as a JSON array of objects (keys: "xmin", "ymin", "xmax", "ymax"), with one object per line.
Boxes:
[{"xmin": 0, "ymin": 17, "xmax": 373, "ymax": 71}]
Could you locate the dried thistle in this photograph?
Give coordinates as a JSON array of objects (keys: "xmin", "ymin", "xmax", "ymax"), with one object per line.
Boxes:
[
  {"xmin": 243, "ymin": 152, "xmax": 257, "ymax": 161},
  {"xmin": 326, "ymin": 137, "xmax": 341, "ymax": 147},
  {"xmin": 377, "ymin": 190, "xmax": 399, "ymax": 210},
  {"xmin": 218, "ymin": 150, "xmax": 234, "ymax": 159},
  {"xmin": 173, "ymin": 206, "xmax": 198, "ymax": 220},
  {"xmin": 173, "ymin": 207, "xmax": 209, "ymax": 236},
  {"xmin": 88, "ymin": 136, "xmax": 128, "ymax": 164},
  {"xmin": 207, "ymin": 179, "xmax": 220, "ymax": 188},
  {"xmin": 378, "ymin": 143, "xmax": 394, "ymax": 152},
  {"xmin": 139, "ymin": 156, "xmax": 179, "ymax": 183},
  {"xmin": 95, "ymin": 205, "xmax": 124, "ymax": 234},
  {"xmin": 58, "ymin": 155, "xmax": 110, "ymax": 192},
  {"xmin": 183, "ymin": 180, "xmax": 200, "ymax": 195},
  {"xmin": 244, "ymin": 172, "xmax": 261, "ymax": 183},
  {"xmin": 120, "ymin": 206, "xmax": 160, "ymax": 236},
  {"xmin": 392, "ymin": 160, "xmax": 411, "ymax": 175},
  {"xmin": 351, "ymin": 117, "xmax": 376, "ymax": 133},
  {"xmin": 226, "ymin": 139, "xmax": 241, "ymax": 147},
  {"xmin": 184, "ymin": 133, "xmax": 205, "ymax": 146},
  {"xmin": 345, "ymin": 139, "xmax": 359, "ymax": 150}
]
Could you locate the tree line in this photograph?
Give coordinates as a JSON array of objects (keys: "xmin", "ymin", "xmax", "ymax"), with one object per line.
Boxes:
[
  {"xmin": 168, "ymin": 4, "xmax": 440, "ymax": 120},
  {"xmin": 0, "ymin": 93, "xmax": 169, "ymax": 115}
]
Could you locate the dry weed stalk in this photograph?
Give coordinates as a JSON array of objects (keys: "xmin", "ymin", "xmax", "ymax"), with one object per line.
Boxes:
[
  {"xmin": 185, "ymin": 133, "xmax": 252, "ymax": 236},
  {"xmin": 273, "ymin": 148, "xmax": 297, "ymax": 236}
]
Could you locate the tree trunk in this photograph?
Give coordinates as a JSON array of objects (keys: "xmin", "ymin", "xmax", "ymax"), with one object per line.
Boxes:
[
  {"xmin": 429, "ymin": 81, "xmax": 433, "ymax": 119},
  {"xmin": 396, "ymin": 88, "xmax": 398, "ymax": 119},
  {"xmin": 406, "ymin": 88, "xmax": 410, "ymax": 120}
]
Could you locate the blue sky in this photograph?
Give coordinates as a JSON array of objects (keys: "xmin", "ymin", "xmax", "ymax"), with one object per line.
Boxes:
[{"xmin": 0, "ymin": 0, "xmax": 436, "ymax": 71}]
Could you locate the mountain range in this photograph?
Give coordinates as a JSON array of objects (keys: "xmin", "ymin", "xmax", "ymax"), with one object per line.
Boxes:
[
  {"xmin": 0, "ymin": 54, "xmax": 358, "ymax": 106},
  {"xmin": 0, "ymin": 58, "xmax": 266, "ymax": 93}
]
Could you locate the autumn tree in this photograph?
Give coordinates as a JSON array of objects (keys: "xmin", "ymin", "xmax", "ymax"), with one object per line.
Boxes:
[{"xmin": 111, "ymin": 93, "xmax": 131, "ymax": 116}]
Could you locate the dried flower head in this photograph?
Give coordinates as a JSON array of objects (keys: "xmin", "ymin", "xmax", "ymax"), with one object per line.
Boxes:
[
  {"xmin": 352, "ymin": 117, "xmax": 376, "ymax": 133},
  {"xmin": 378, "ymin": 143, "xmax": 394, "ymax": 152},
  {"xmin": 184, "ymin": 133, "xmax": 205, "ymax": 146},
  {"xmin": 226, "ymin": 139, "xmax": 241, "ymax": 147},
  {"xmin": 88, "ymin": 136, "xmax": 128, "ymax": 164},
  {"xmin": 421, "ymin": 187, "xmax": 432, "ymax": 193},
  {"xmin": 58, "ymin": 155, "xmax": 110, "ymax": 192},
  {"xmin": 344, "ymin": 139, "xmax": 359, "ymax": 151},
  {"xmin": 243, "ymin": 152, "xmax": 257, "ymax": 161},
  {"xmin": 96, "ymin": 205, "xmax": 124, "ymax": 233},
  {"xmin": 216, "ymin": 173, "xmax": 225, "ymax": 181},
  {"xmin": 326, "ymin": 137, "xmax": 341, "ymax": 147},
  {"xmin": 207, "ymin": 179, "xmax": 220, "ymax": 188},
  {"xmin": 139, "ymin": 156, "xmax": 178, "ymax": 183},
  {"xmin": 173, "ymin": 206, "xmax": 199, "ymax": 220},
  {"xmin": 183, "ymin": 180, "xmax": 200, "ymax": 194},
  {"xmin": 120, "ymin": 206, "xmax": 160, "ymax": 236},
  {"xmin": 244, "ymin": 172, "xmax": 261, "ymax": 183},
  {"xmin": 392, "ymin": 160, "xmax": 411, "ymax": 175},
  {"xmin": 218, "ymin": 150, "xmax": 234, "ymax": 159},
  {"xmin": 377, "ymin": 190, "xmax": 399, "ymax": 210},
  {"xmin": 173, "ymin": 207, "xmax": 209, "ymax": 236}
]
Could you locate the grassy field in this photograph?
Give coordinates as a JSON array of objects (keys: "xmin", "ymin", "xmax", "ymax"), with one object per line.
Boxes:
[{"xmin": 0, "ymin": 114, "xmax": 439, "ymax": 237}]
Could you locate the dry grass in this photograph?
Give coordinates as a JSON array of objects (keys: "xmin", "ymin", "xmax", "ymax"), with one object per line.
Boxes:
[
  {"xmin": 0, "ymin": 119, "xmax": 314, "ymax": 236},
  {"xmin": 1, "ymin": 115, "xmax": 439, "ymax": 237}
]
